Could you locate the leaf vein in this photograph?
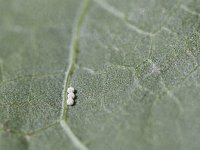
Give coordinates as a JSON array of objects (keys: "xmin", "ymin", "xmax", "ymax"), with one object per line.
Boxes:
[
  {"xmin": 93, "ymin": 0, "xmax": 154, "ymax": 36},
  {"xmin": 60, "ymin": 120, "xmax": 89, "ymax": 150},
  {"xmin": 180, "ymin": 5, "xmax": 200, "ymax": 17},
  {"xmin": 59, "ymin": 1, "xmax": 91, "ymax": 150},
  {"xmin": 60, "ymin": 0, "xmax": 91, "ymax": 120}
]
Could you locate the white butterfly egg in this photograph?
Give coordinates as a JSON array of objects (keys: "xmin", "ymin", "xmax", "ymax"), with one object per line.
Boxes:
[
  {"xmin": 67, "ymin": 87, "xmax": 75, "ymax": 93},
  {"xmin": 66, "ymin": 86, "xmax": 76, "ymax": 106},
  {"xmin": 68, "ymin": 93, "xmax": 75, "ymax": 99},
  {"xmin": 67, "ymin": 97, "xmax": 74, "ymax": 106}
]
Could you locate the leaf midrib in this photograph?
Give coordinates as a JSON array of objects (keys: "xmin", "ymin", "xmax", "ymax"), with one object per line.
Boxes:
[{"xmin": 59, "ymin": 0, "xmax": 91, "ymax": 150}]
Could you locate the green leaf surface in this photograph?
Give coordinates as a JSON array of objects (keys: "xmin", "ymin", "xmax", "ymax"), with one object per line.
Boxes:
[{"xmin": 0, "ymin": 0, "xmax": 200, "ymax": 150}]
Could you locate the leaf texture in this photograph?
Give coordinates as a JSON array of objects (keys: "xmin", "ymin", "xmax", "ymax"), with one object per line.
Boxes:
[{"xmin": 0, "ymin": 0, "xmax": 200, "ymax": 150}]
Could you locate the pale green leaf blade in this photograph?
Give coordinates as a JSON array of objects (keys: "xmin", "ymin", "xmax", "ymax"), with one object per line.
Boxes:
[{"xmin": 0, "ymin": 0, "xmax": 200, "ymax": 150}]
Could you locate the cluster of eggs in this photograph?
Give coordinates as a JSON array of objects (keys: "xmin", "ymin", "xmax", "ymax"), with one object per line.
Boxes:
[{"xmin": 67, "ymin": 87, "xmax": 75, "ymax": 106}]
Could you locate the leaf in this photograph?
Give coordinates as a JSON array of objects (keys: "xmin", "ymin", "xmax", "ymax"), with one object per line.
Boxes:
[{"xmin": 0, "ymin": 0, "xmax": 200, "ymax": 150}]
